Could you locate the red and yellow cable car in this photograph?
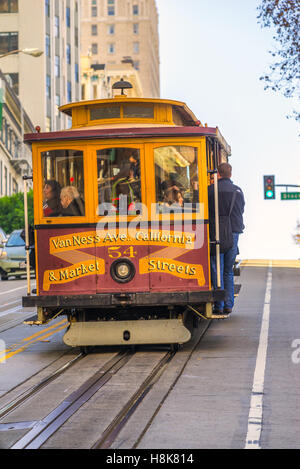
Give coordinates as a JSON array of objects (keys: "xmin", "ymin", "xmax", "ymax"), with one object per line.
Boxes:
[{"xmin": 23, "ymin": 89, "xmax": 230, "ymax": 348}]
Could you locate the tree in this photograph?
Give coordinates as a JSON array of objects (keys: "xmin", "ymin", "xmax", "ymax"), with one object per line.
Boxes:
[
  {"xmin": 0, "ymin": 191, "xmax": 34, "ymax": 235},
  {"xmin": 257, "ymin": 0, "xmax": 300, "ymax": 121}
]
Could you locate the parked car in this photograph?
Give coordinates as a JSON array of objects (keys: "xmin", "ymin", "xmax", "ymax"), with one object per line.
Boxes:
[
  {"xmin": 0, "ymin": 229, "xmax": 33, "ymax": 280},
  {"xmin": 0, "ymin": 227, "xmax": 7, "ymax": 245}
]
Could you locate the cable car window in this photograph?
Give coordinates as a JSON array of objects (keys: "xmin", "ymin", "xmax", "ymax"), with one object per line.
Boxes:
[
  {"xmin": 90, "ymin": 105, "xmax": 121, "ymax": 120},
  {"xmin": 97, "ymin": 148, "xmax": 141, "ymax": 215},
  {"xmin": 41, "ymin": 149, "xmax": 85, "ymax": 217},
  {"xmin": 123, "ymin": 104, "xmax": 154, "ymax": 119},
  {"xmin": 154, "ymin": 146, "xmax": 199, "ymax": 213}
]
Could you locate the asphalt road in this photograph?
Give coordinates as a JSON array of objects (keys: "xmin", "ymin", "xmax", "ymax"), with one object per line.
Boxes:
[
  {"xmin": 0, "ymin": 263, "xmax": 299, "ymax": 449},
  {"xmin": 0, "ymin": 277, "xmax": 70, "ymax": 397}
]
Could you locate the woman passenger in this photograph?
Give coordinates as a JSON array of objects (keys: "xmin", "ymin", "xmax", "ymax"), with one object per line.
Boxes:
[{"xmin": 43, "ymin": 180, "xmax": 62, "ymax": 217}]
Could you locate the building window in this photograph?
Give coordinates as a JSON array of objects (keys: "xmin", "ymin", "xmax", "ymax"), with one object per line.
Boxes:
[
  {"xmin": 0, "ymin": 0, "xmax": 18, "ymax": 13},
  {"xmin": 0, "ymin": 32, "xmax": 18, "ymax": 54},
  {"xmin": 4, "ymin": 72, "xmax": 18, "ymax": 94},
  {"xmin": 12, "ymin": 178, "xmax": 18, "ymax": 194},
  {"xmin": 46, "ymin": 117, "xmax": 51, "ymax": 132},
  {"xmin": 91, "ymin": 43, "xmax": 98, "ymax": 55},
  {"xmin": 75, "ymin": 27, "xmax": 79, "ymax": 47},
  {"xmin": 67, "ymin": 81, "xmax": 72, "ymax": 102},
  {"xmin": 91, "ymin": 24, "xmax": 98, "ymax": 36},
  {"xmin": 46, "ymin": 34, "xmax": 50, "ymax": 57},
  {"xmin": 4, "ymin": 167, "xmax": 7, "ymax": 196},
  {"xmin": 81, "ymin": 84, "xmax": 86, "ymax": 100},
  {"xmin": 45, "ymin": 0, "xmax": 50, "ymax": 17},
  {"xmin": 133, "ymin": 23, "xmax": 139, "ymax": 34},
  {"xmin": 133, "ymin": 41, "xmax": 139, "ymax": 54},
  {"xmin": 91, "ymin": 6, "xmax": 97, "ymax": 17},
  {"xmin": 54, "ymin": 16, "xmax": 59, "ymax": 37},
  {"xmin": 46, "ymin": 74, "xmax": 51, "ymax": 98},
  {"xmin": 133, "ymin": 60, "xmax": 139, "ymax": 70},
  {"xmin": 75, "ymin": 63, "xmax": 79, "ymax": 83},
  {"xmin": 66, "ymin": 43, "xmax": 71, "ymax": 64},
  {"xmin": 55, "ymin": 55, "xmax": 60, "ymax": 77},
  {"xmin": 133, "ymin": 4, "xmax": 139, "ymax": 15},
  {"xmin": 66, "ymin": 6, "xmax": 70, "ymax": 27},
  {"xmin": 108, "ymin": 43, "xmax": 115, "ymax": 54},
  {"xmin": 108, "ymin": 24, "xmax": 115, "ymax": 35},
  {"xmin": 107, "ymin": 1, "xmax": 115, "ymax": 16}
]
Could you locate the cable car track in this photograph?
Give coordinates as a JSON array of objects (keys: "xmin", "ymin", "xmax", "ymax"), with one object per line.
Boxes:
[
  {"xmin": 0, "ymin": 353, "xmax": 84, "ymax": 421},
  {"xmin": 2, "ymin": 320, "xmax": 211, "ymax": 449},
  {"xmin": 10, "ymin": 350, "xmax": 134, "ymax": 449},
  {"xmin": 93, "ymin": 319, "xmax": 211, "ymax": 449}
]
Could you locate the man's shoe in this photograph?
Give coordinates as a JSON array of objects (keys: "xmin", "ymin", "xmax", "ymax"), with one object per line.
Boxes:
[
  {"xmin": 212, "ymin": 309, "xmax": 224, "ymax": 316},
  {"xmin": 224, "ymin": 308, "xmax": 232, "ymax": 315}
]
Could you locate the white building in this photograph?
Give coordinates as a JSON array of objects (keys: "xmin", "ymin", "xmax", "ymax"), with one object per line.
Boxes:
[
  {"xmin": 81, "ymin": 0, "xmax": 160, "ymax": 98},
  {"xmin": 0, "ymin": 71, "xmax": 33, "ymax": 196},
  {"xmin": 0, "ymin": 0, "xmax": 81, "ymax": 131}
]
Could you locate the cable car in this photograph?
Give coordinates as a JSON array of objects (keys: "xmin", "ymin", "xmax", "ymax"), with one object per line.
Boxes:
[{"xmin": 23, "ymin": 84, "xmax": 231, "ymax": 348}]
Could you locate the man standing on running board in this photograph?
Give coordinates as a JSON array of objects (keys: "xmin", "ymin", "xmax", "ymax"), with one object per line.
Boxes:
[{"xmin": 208, "ymin": 163, "xmax": 245, "ymax": 315}]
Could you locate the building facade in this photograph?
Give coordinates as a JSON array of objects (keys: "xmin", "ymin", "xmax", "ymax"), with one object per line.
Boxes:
[
  {"xmin": 81, "ymin": 55, "xmax": 143, "ymax": 99},
  {"xmin": 0, "ymin": 71, "xmax": 34, "ymax": 197},
  {"xmin": 0, "ymin": 0, "xmax": 81, "ymax": 131},
  {"xmin": 81, "ymin": 0, "xmax": 160, "ymax": 98}
]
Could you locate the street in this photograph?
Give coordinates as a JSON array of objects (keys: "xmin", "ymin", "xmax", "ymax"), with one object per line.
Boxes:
[{"xmin": 0, "ymin": 263, "xmax": 299, "ymax": 449}]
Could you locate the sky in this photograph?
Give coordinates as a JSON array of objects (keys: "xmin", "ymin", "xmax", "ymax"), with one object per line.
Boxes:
[{"xmin": 156, "ymin": 0, "xmax": 300, "ymax": 260}]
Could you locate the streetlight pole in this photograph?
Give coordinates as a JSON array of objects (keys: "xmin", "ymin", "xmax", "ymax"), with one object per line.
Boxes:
[{"xmin": 0, "ymin": 48, "xmax": 43, "ymax": 59}]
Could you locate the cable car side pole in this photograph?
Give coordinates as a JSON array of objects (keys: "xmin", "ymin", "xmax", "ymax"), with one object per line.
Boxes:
[
  {"xmin": 213, "ymin": 173, "xmax": 221, "ymax": 288},
  {"xmin": 23, "ymin": 176, "xmax": 31, "ymax": 296},
  {"xmin": 213, "ymin": 141, "xmax": 221, "ymax": 289}
]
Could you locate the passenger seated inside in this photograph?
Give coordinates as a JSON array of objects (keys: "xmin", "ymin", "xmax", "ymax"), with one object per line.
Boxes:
[
  {"xmin": 43, "ymin": 180, "xmax": 62, "ymax": 217},
  {"xmin": 111, "ymin": 149, "xmax": 140, "ymax": 211},
  {"xmin": 163, "ymin": 186, "xmax": 184, "ymax": 208},
  {"xmin": 60, "ymin": 186, "xmax": 85, "ymax": 216}
]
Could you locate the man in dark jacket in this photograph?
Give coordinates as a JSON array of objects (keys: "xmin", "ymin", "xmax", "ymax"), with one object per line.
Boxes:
[{"xmin": 208, "ymin": 163, "xmax": 245, "ymax": 314}]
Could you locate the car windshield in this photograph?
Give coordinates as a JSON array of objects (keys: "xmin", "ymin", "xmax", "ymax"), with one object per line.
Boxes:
[{"xmin": 6, "ymin": 232, "xmax": 25, "ymax": 247}]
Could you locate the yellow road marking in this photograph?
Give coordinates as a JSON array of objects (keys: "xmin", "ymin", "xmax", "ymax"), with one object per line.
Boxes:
[
  {"xmin": 0, "ymin": 319, "xmax": 68, "ymax": 356},
  {"xmin": 22, "ymin": 319, "xmax": 68, "ymax": 342},
  {"xmin": 0, "ymin": 324, "xmax": 68, "ymax": 364}
]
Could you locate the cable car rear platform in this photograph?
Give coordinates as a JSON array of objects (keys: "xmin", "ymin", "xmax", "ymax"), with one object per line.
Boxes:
[{"xmin": 22, "ymin": 289, "xmax": 226, "ymax": 308}]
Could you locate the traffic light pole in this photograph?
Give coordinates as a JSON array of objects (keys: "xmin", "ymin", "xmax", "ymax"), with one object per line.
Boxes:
[
  {"xmin": 263, "ymin": 174, "xmax": 300, "ymax": 200},
  {"xmin": 275, "ymin": 184, "xmax": 300, "ymax": 189}
]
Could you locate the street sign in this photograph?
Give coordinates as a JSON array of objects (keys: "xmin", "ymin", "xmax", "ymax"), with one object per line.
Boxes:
[{"xmin": 281, "ymin": 192, "xmax": 300, "ymax": 200}]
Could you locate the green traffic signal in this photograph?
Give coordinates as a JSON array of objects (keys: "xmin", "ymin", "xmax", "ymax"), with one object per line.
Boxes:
[{"xmin": 263, "ymin": 175, "xmax": 275, "ymax": 200}]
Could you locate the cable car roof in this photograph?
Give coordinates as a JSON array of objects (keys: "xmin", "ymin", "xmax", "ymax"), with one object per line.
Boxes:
[{"xmin": 24, "ymin": 97, "xmax": 231, "ymax": 156}]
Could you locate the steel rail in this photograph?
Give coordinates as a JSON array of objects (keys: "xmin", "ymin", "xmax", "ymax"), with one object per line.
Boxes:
[
  {"xmin": 92, "ymin": 350, "xmax": 175, "ymax": 449},
  {"xmin": 93, "ymin": 320, "xmax": 212, "ymax": 449},
  {"xmin": 133, "ymin": 319, "xmax": 212, "ymax": 449},
  {"xmin": 0, "ymin": 353, "xmax": 83, "ymax": 420},
  {"xmin": 11, "ymin": 350, "xmax": 134, "ymax": 449}
]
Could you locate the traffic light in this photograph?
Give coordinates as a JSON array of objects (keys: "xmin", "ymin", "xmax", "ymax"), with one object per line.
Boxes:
[{"xmin": 263, "ymin": 175, "xmax": 275, "ymax": 199}]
